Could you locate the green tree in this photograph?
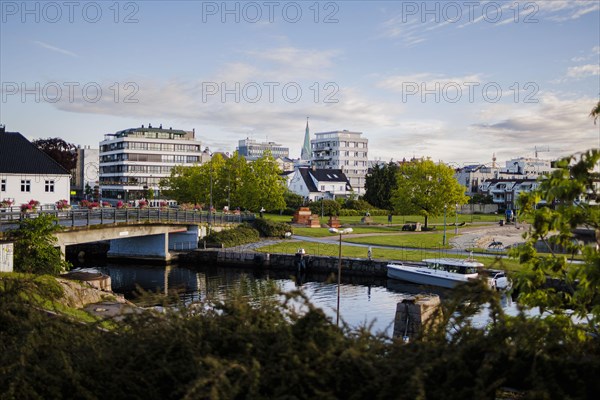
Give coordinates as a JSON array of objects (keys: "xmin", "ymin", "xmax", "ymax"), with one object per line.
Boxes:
[
  {"xmin": 514, "ymin": 149, "xmax": 600, "ymax": 337},
  {"xmin": 391, "ymin": 159, "xmax": 468, "ymax": 229},
  {"xmin": 364, "ymin": 162, "xmax": 399, "ymax": 210},
  {"xmin": 283, "ymin": 190, "xmax": 304, "ymax": 210},
  {"xmin": 32, "ymin": 137, "xmax": 78, "ymax": 171},
  {"xmin": 8, "ymin": 214, "xmax": 71, "ymax": 275},
  {"xmin": 238, "ymin": 152, "xmax": 286, "ymax": 212},
  {"xmin": 590, "ymin": 100, "xmax": 600, "ymax": 124},
  {"xmin": 159, "ymin": 164, "xmax": 205, "ymax": 205}
]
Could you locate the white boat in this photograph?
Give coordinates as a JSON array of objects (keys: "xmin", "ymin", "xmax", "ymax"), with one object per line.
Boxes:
[{"xmin": 387, "ymin": 257, "xmax": 510, "ymax": 290}]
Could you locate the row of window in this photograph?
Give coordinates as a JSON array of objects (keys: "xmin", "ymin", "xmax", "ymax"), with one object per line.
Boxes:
[
  {"xmin": 100, "ymin": 165, "xmax": 174, "ymax": 174},
  {"xmin": 101, "ymin": 141, "xmax": 201, "ymax": 153},
  {"xmin": 99, "ymin": 177, "xmax": 163, "ymax": 186},
  {"xmin": 0, "ymin": 179, "xmax": 55, "ymax": 193},
  {"xmin": 100, "ymin": 153, "xmax": 200, "ymax": 163},
  {"xmin": 312, "ymin": 141, "xmax": 367, "ymax": 149}
]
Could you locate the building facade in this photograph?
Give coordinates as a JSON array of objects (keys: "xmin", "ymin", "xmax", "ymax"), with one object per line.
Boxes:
[
  {"xmin": 0, "ymin": 127, "xmax": 70, "ymax": 206},
  {"xmin": 311, "ymin": 130, "xmax": 368, "ymax": 195},
  {"xmin": 99, "ymin": 125, "xmax": 204, "ymax": 202},
  {"xmin": 288, "ymin": 167, "xmax": 352, "ymax": 202},
  {"xmin": 71, "ymin": 146, "xmax": 100, "ymax": 199},
  {"xmin": 236, "ymin": 138, "xmax": 289, "ymax": 160}
]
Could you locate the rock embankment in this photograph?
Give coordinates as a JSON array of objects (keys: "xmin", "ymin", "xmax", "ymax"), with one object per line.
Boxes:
[{"xmin": 56, "ymin": 277, "xmax": 125, "ymax": 309}]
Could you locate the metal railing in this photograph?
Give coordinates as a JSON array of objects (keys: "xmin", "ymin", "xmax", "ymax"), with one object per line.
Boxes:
[{"xmin": 0, "ymin": 207, "xmax": 255, "ymax": 228}]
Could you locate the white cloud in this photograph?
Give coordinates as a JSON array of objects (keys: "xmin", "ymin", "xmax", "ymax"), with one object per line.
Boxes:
[
  {"xmin": 33, "ymin": 41, "xmax": 78, "ymax": 58},
  {"xmin": 566, "ymin": 64, "xmax": 600, "ymax": 78}
]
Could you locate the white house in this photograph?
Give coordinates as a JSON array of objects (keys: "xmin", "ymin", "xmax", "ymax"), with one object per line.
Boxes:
[
  {"xmin": 0, "ymin": 127, "xmax": 71, "ymax": 207},
  {"xmin": 288, "ymin": 167, "xmax": 352, "ymax": 202},
  {"xmin": 479, "ymin": 178, "xmax": 541, "ymax": 210}
]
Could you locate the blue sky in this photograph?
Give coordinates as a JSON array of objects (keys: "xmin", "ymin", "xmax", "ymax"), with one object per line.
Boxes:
[{"xmin": 1, "ymin": 0, "xmax": 599, "ymax": 165}]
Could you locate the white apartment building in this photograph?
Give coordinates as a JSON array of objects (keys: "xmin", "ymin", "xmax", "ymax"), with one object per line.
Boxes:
[
  {"xmin": 99, "ymin": 125, "xmax": 204, "ymax": 202},
  {"xmin": 311, "ymin": 130, "xmax": 368, "ymax": 195}
]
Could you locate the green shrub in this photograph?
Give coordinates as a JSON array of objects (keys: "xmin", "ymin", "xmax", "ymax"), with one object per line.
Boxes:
[
  {"xmin": 205, "ymin": 224, "xmax": 260, "ymax": 247},
  {"xmin": 253, "ymin": 218, "xmax": 293, "ymax": 238},
  {"xmin": 308, "ymin": 200, "xmax": 340, "ymax": 216}
]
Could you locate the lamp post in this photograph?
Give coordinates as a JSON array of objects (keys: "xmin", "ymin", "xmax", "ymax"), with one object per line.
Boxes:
[
  {"xmin": 443, "ymin": 205, "xmax": 447, "ymax": 246},
  {"xmin": 454, "ymin": 203, "xmax": 459, "ymax": 235},
  {"xmin": 329, "ymin": 227, "xmax": 353, "ymax": 326}
]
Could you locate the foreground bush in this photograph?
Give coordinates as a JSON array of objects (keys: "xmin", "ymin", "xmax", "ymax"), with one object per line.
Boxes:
[
  {"xmin": 253, "ymin": 218, "xmax": 293, "ymax": 238},
  {"xmin": 1, "ymin": 276, "xmax": 598, "ymax": 399},
  {"xmin": 204, "ymin": 224, "xmax": 260, "ymax": 247}
]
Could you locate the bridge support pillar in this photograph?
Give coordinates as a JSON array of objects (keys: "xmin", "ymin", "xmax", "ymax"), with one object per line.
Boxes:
[
  {"xmin": 168, "ymin": 225, "xmax": 200, "ymax": 251},
  {"xmin": 108, "ymin": 233, "xmax": 170, "ymax": 262}
]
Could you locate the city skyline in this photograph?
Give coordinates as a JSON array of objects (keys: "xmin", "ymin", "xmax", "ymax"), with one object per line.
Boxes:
[{"xmin": 1, "ymin": 1, "xmax": 599, "ymax": 165}]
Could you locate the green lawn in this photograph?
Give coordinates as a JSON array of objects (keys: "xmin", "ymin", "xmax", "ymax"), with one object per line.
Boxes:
[
  {"xmin": 344, "ymin": 232, "xmax": 458, "ymax": 249},
  {"xmin": 264, "ymin": 212, "xmax": 501, "ymax": 226},
  {"xmin": 255, "ymin": 240, "xmax": 518, "ymax": 271}
]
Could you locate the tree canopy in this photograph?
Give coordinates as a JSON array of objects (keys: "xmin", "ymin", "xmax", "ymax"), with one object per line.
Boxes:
[
  {"xmin": 391, "ymin": 159, "xmax": 468, "ymax": 228},
  {"xmin": 160, "ymin": 152, "xmax": 286, "ymax": 211},
  {"xmin": 364, "ymin": 162, "xmax": 399, "ymax": 210},
  {"xmin": 32, "ymin": 137, "xmax": 78, "ymax": 171}
]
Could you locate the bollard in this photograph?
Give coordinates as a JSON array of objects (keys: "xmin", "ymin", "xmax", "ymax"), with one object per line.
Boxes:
[{"xmin": 393, "ymin": 294, "xmax": 441, "ymax": 342}]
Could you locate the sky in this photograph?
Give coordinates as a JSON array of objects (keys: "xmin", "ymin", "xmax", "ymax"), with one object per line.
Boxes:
[{"xmin": 1, "ymin": 0, "xmax": 599, "ymax": 166}]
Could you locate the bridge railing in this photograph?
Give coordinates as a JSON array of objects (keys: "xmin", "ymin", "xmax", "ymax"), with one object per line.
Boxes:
[{"xmin": 0, "ymin": 207, "xmax": 255, "ymax": 228}]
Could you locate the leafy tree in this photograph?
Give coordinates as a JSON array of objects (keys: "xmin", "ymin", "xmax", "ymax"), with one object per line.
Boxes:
[
  {"xmin": 514, "ymin": 149, "xmax": 600, "ymax": 337},
  {"xmin": 309, "ymin": 199, "xmax": 340, "ymax": 216},
  {"xmin": 364, "ymin": 162, "xmax": 399, "ymax": 210},
  {"xmin": 391, "ymin": 159, "xmax": 468, "ymax": 229},
  {"xmin": 8, "ymin": 214, "xmax": 71, "ymax": 275},
  {"xmin": 590, "ymin": 100, "xmax": 600, "ymax": 124},
  {"xmin": 468, "ymin": 193, "xmax": 494, "ymax": 204},
  {"xmin": 160, "ymin": 152, "xmax": 285, "ymax": 212},
  {"xmin": 283, "ymin": 190, "xmax": 304, "ymax": 210},
  {"xmin": 160, "ymin": 164, "xmax": 205, "ymax": 205},
  {"xmin": 32, "ymin": 137, "xmax": 78, "ymax": 171},
  {"xmin": 237, "ymin": 152, "xmax": 286, "ymax": 212}
]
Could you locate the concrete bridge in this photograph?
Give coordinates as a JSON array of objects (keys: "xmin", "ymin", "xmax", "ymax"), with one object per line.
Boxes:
[{"xmin": 0, "ymin": 208, "xmax": 255, "ymax": 262}]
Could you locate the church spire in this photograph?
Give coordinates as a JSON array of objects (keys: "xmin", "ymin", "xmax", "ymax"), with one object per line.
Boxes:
[{"xmin": 301, "ymin": 117, "xmax": 311, "ymax": 160}]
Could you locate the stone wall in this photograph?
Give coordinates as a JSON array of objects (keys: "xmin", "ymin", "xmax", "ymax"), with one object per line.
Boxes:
[{"xmin": 180, "ymin": 249, "xmax": 390, "ymax": 277}]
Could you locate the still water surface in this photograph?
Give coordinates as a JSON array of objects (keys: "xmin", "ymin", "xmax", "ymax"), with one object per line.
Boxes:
[{"xmin": 81, "ymin": 261, "xmax": 518, "ymax": 337}]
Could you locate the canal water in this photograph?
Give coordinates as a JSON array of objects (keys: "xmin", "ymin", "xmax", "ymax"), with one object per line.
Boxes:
[{"xmin": 77, "ymin": 261, "xmax": 518, "ymax": 337}]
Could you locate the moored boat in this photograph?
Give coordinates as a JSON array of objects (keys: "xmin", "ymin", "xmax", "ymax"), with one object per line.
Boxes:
[{"xmin": 387, "ymin": 257, "xmax": 510, "ymax": 290}]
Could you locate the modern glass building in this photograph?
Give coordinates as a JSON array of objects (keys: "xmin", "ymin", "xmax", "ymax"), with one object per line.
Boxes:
[{"xmin": 99, "ymin": 125, "xmax": 206, "ymax": 202}]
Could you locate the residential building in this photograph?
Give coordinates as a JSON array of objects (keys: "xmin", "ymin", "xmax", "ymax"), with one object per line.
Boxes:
[
  {"xmin": 311, "ymin": 130, "xmax": 368, "ymax": 195},
  {"xmin": 455, "ymin": 155, "xmax": 553, "ymax": 199},
  {"xmin": 288, "ymin": 167, "xmax": 352, "ymax": 202},
  {"xmin": 71, "ymin": 146, "xmax": 100, "ymax": 199},
  {"xmin": 455, "ymin": 164, "xmax": 499, "ymax": 196},
  {"xmin": 99, "ymin": 125, "xmax": 204, "ymax": 202},
  {"xmin": 480, "ymin": 178, "xmax": 540, "ymax": 210},
  {"xmin": 236, "ymin": 138, "xmax": 289, "ymax": 160},
  {"xmin": 0, "ymin": 126, "xmax": 71, "ymax": 206}
]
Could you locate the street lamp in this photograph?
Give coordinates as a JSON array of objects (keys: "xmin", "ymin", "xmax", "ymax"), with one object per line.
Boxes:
[
  {"xmin": 443, "ymin": 205, "xmax": 447, "ymax": 246},
  {"xmin": 454, "ymin": 203, "xmax": 459, "ymax": 235},
  {"xmin": 329, "ymin": 227, "xmax": 353, "ymax": 326}
]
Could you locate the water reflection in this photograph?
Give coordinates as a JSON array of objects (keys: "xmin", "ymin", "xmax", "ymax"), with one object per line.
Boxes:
[{"xmin": 81, "ymin": 261, "xmax": 518, "ymax": 337}]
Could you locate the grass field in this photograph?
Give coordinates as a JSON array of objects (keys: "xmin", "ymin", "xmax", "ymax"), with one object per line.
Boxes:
[
  {"xmin": 264, "ymin": 213, "xmax": 502, "ymax": 226},
  {"xmin": 254, "ymin": 240, "xmax": 519, "ymax": 271},
  {"xmin": 344, "ymin": 232, "xmax": 458, "ymax": 249}
]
